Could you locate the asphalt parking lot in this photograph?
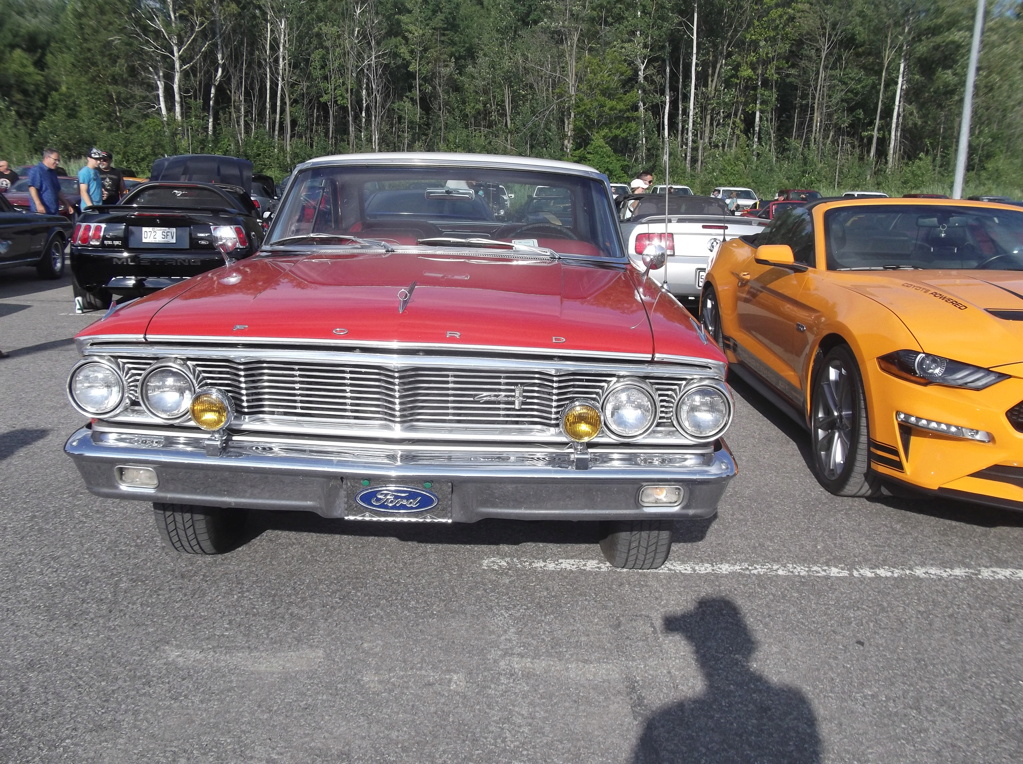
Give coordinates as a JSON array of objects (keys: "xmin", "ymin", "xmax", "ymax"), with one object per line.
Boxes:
[{"xmin": 2, "ymin": 271, "xmax": 1022, "ymax": 763}]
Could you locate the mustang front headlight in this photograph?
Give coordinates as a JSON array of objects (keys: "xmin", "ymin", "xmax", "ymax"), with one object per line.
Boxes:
[
  {"xmin": 139, "ymin": 361, "xmax": 197, "ymax": 420},
  {"xmin": 602, "ymin": 379, "xmax": 658, "ymax": 439},
  {"xmin": 67, "ymin": 359, "xmax": 126, "ymax": 417},
  {"xmin": 674, "ymin": 382, "xmax": 732, "ymax": 441},
  {"xmin": 878, "ymin": 351, "xmax": 1009, "ymax": 390}
]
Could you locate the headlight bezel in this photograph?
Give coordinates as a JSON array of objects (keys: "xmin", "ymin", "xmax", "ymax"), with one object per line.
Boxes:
[
  {"xmin": 138, "ymin": 359, "xmax": 199, "ymax": 422},
  {"xmin": 67, "ymin": 357, "xmax": 128, "ymax": 418},
  {"xmin": 878, "ymin": 350, "xmax": 1009, "ymax": 390},
  {"xmin": 673, "ymin": 380, "xmax": 733, "ymax": 442},
  {"xmin": 601, "ymin": 377, "xmax": 659, "ymax": 440}
]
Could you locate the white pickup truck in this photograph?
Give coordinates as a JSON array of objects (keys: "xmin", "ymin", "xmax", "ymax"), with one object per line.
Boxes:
[{"xmin": 619, "ymin": 194, "xmax": 769, "ymax": 307}]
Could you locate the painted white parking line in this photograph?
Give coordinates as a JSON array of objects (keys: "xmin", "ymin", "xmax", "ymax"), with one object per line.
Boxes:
[{"xmin": 481, "ymin": 558, "xmax": 1023, "ymax": 579}]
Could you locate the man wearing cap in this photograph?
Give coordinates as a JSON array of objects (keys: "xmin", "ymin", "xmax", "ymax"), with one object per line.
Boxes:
[
  {"xmin": 98, "ymin": 151, "xmax": 126, "ymax": 204},
  {"xmin": 630, "ymin": 171, "xmax": 653, "ymax": 194},
  {"xmin": 78, "ymin": 148, "xmax": 105, "ymax": 210}
]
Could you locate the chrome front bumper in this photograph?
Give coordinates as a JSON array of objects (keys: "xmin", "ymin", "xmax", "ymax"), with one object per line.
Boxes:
[{"xmin": 65, "ymin": 426, "xmax": 736, "ymax": 522}]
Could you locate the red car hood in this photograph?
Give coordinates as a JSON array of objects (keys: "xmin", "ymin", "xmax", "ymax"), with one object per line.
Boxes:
[{"xmin": 85, "ymin": 251, "xmax": 670, "ymax": 358}]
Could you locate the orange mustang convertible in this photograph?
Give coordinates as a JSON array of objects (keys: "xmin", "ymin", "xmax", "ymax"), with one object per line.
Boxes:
[{"xmin": 700, "ymin": 197, "xmax": 1023, "ymax": 510}]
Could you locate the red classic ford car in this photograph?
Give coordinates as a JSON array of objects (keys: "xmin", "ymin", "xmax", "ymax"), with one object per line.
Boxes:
[{"xmin": 64, "ymin": 153, "xmax": 737, "ymax": 569}]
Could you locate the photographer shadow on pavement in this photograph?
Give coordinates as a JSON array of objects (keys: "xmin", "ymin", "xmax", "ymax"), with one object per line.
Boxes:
[{"xmin": 633, "ymin": 598, "xmax": 822, "ymax": 764}]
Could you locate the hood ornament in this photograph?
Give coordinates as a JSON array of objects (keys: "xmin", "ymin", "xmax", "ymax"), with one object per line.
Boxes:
[{"xmin": 398, "ymin": 281, "xmax": 417, "ymax": 314}]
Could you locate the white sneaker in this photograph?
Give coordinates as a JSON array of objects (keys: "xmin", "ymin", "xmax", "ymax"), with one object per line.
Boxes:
[{"xmin": 74, "ymin": 297, "xmax": 85, "ymax": 314}]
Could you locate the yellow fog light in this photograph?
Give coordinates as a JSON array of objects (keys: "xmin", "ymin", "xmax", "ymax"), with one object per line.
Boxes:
[
  {"xmin": 562, "ymin": 402, "xmax": 602, "ymax": 442},
  {"xmin": 190, "ymin": 388, "xmax": 234, "ymax": 431}
]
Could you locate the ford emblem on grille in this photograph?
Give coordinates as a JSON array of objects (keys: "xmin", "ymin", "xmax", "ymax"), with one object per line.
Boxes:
[{"xmin": 355, "ymin": 486, "xmax": 439, "ymax": 513}]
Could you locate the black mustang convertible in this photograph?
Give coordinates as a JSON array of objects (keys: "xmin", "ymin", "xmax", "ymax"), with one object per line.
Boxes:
[{"xmin": 70, "ymin": 154, "xmax": 266, "ymax": 310}]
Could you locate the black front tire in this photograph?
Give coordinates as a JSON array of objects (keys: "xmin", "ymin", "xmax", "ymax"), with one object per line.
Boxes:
[
  {"xmin": 809, "ymin": 346, "xmax": 881, "ymax": 497},
  {"xmin": 153, "ymin": 503, "xmax": 247, "ymax": 555},
  {"xmin": 36, "ymin": 235, "xmax": 66, "ymax": 279},
  {"xmin": 700, "ymin": 286, "xmax": 723, "ymax": 347},
  {"xmin": 599, "ymin": 520, "xmax": 674, "ymax": 569}
]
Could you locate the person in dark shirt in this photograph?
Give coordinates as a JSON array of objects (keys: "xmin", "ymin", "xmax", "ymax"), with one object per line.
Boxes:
[
  {"xmin": 97, "ymin": 151, "xmax": 126, "ymax": 204},
  {"xmin": 0, "ymin": 160, "xmax": 18, "ymax": 193}
]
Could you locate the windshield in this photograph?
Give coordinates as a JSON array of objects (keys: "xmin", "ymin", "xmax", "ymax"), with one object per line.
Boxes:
[
  {"xmin": 825, "ymin": 205, "xmax": 1023, "ymax": 271},
  {"xmin": 265, "ymin": 163, "xmax": 624, "ymax": 258}
]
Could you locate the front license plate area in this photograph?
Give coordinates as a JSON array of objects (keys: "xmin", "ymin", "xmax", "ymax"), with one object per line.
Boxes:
[
  {"xmin": 696, "ymin": 268, "xmax": 706, "ymax": 288},
  {"xmin": 343, "ymin": 480, "xmax": 453, "ymax": 523},
  {"xmin": 142, "ymin": 227, "xmax": 177, "ymax": 244}
]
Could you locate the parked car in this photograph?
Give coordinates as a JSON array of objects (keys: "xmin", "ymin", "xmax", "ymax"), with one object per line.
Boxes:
[
  {"xmin": 712, "ymin": 186, "xmax": 759, "ymax": 212},
  {"xmin": 609, "ymin": 183, "xmax": 630, "ymax": 200},
  {"xmin": 63, "ymin": 152, "xmax": 738, "ymax": 570},
  {"xmin": 249, "ymin": 172, "xmax": 278, "ymax": 218},
  {"xmin": 701, "ymin": 197, "xmax": 1023, "ymax": 510},
  {"xmin": 744, "ymin": 200, "xmax": 807, "ymax": 220},
  {"xmin": 617, "ymin": 193, "xmax": 767, "ymax": 307},
  {"xmin": 69, "ymin": 154, "xmax": 265, "ymax": 310},
  {"xmin": 650, "ymin": 184, "xmax": 694, "ymax": 196},
  {"xmin": 0, "ymin": 192, "xmax": 72, "ymax": 278},
  {"xmin": 7, "ymin": 176, "xmax": 83, "ymax": 220},
  {"xmin": 776, "ymin": 189, "xmax": 822, "ymax": 202},
  {"xmin": 842, "ymin": 191, "xmax": 888, "ymax": 198}
]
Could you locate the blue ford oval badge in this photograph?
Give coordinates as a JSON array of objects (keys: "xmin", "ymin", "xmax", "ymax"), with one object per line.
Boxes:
[{"xmin": 355, "ymin": 486, "xmax": 439, "ymax": 513}]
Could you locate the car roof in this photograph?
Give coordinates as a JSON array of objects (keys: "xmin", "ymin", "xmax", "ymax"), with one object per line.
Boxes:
[
  {"xmin": 149, "ymin": 154, "xmax": 253, "ymax": 192},
  {"xmin": 295, "ymin": 152, "xmax": 605, "ymax": 181}
]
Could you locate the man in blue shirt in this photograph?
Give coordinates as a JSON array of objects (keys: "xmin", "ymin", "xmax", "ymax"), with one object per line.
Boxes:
[
  {"xmin": 28, "ymin": 149, "xmax": 71, "ymax": 215},
  {"xmin": 78, "ymin": 148, "xmax": 105, "ymax": 210}
]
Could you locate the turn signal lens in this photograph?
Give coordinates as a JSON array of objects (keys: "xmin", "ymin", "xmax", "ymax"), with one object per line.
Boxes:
[
  {"xmin": 562, "ymin": 403, "xmax": 601, "ymax": 442},
  {"xmin": 190, "ymin": 388, "xmax": 234, "ymax": 431}
]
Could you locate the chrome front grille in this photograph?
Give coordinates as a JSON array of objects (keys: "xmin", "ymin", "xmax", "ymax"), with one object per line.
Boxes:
[{"xmin": 111, "ymin": 349, "xmax": 713, "ymax": 441}]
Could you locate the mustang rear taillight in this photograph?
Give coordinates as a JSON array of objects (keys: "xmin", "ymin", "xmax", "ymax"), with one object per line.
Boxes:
[
  {"xmin": 635, "ymin": 233, "xmax": 674, "ymax": 255},
  {"xmin": 74, "ymin": 223, "xmax": 106, "ymax": 245},
  {"xmin": 213, "ymin": 225, "xmax": 249, "ymax": 254}
]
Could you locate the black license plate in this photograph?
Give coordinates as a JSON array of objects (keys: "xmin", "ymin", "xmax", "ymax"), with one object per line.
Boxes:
[{"xmin": 343, "ymin": 480, "xmax": 452, "ymax": 523}]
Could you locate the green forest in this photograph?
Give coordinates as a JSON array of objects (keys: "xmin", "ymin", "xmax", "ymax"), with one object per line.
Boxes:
[{"xmin": 1, "ymin": 0, "xmax": 1020, "ymax": 197}]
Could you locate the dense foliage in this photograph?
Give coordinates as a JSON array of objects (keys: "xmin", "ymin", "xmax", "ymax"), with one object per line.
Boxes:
[{"xmin": 1, "ymin": 0, "xmax": 1019, "ymax": 196}]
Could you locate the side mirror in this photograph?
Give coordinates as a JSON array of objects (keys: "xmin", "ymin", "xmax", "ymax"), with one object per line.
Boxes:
[
  {"xmin": 641, "ymin": 244, "xmax": 667, "ymax": 272},
  {"xmin": 754, "ymin": 244, "xmax": 796, "ymax": 266}
]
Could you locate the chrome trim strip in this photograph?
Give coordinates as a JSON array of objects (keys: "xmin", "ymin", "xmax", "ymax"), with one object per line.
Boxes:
[
  {"xmin": 79, "ymin": 334, "xmax": 657, "ymax": 361},
  {"xmin": 77, "ymin": 341, "xmax": 722, "ymax": 375}
]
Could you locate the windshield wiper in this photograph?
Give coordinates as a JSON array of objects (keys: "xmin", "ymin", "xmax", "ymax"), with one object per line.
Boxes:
[
  {"xmin": 836, "ymin": 264, "xmax": 922, "ymax": 271},
  {"xmin": 264, "ymin": 233, "xmax": 394, "ymax": 252},
  {"xmin": 417, "ymin": 237, "xmax": 558, "ymax": 256}
]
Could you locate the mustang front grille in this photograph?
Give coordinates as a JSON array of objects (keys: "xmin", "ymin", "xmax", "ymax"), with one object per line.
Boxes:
[{"xmin": 106, "ymin": 352, "xmax": 712, "ymax": 441}]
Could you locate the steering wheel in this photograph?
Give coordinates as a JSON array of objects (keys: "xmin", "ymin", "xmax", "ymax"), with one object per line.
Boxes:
[
  {"xmin": 976, "ymin": 253, "xmax": 1022, "ymax": 270},
  {"xmin": 498, "ymin": 222, "xmax": 580, "ymax": 240}
]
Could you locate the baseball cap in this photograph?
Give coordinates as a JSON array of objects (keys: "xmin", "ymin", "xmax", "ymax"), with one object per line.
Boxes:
[
  {"xmin": 88, "ymin": 147, "xmax": 105, "ymax": 160},
  {"xmin": 630, "ymin": 178, "xmax": 650, "ymax": 190}
]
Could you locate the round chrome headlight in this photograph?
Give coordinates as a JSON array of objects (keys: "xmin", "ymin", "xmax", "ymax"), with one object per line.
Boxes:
[
  {"xmin": 139, "ymin": 361, "xmax": 196, "ymax": 421},
  {"xmin": 674, "ymin": 382, "xmax": 732, "ymax": 441},
  {"xmin": 602, "ymin": 379, "xmax": 658, "ymax": 439},
  {"xmin": 67, "ymin": 359, "xmax": 126, "ymax": 417}
]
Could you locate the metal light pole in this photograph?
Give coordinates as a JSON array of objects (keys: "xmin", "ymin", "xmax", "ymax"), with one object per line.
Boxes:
[{"xmin": 952, "ymin": 0, "xmax": 987, "ymax": 199}]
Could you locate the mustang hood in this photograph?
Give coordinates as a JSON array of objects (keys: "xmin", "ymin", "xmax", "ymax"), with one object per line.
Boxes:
[
  {"xmin": 104, "ymin": 251, "xmax": 672, "ymax": 358},
  {"xmin": 846, "ymin": 271, "xmax": 1023, "ymax": 368}
]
